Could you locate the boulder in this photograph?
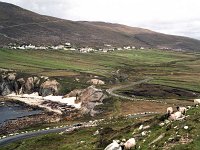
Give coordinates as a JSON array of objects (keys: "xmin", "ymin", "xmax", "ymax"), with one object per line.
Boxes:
[
  {"xmin": 0, "ymin": 73, "xmax": 18, "ymax": 95},
  {"xmin": 79, "ymin": 86, "xmax": 105, "ymax": 103},
  {"xmin": 25, "ymin": 77, "xmax": 34, "ymax": 94},
  {"xmin": 0, "ymin": 73, "xmax": 57, "ymax": 96},
  {"xmin": 33, "ymin": 76, "xmax": 41, "ymax": 92},
  {"xmin": 39, "ymin": 80, "xmax": 60, "ymax": 97},
  {"xmin": 17, "ymin": 78, "xmax": 25, "ymax": 94},
  {"xmin": 33, "ymin": 76, "xmax": 40, "ymax": 86},
  {"xmin": 63, "ymin": 89, "xmax": 83, "ymax": 99},
  {"xmin": 79, "ymin": 85, "xmax": 106, "ymax": 115},
  {"xmin": 87, "ymin": 79, "xmax": 105, "ymax": 85},
  {"xmin": 7, "ymin": 73, "xmax": 16, "ymax": 81},
  {"xmin": 0, "ymin": 81, "xmax": 12, "ymax": 96}
]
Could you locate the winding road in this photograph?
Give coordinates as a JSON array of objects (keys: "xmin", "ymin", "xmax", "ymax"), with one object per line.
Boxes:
[
  {"xmin": 106, "ymin": 77, "xmax": 162, "ymax": 103},
  {"xmin": 0, "ymin": 126, "xmax": 72, "ymax": 147},
  {"xmin": 0, "ymin": 111, "xmax": 158, "ymax": 147}
]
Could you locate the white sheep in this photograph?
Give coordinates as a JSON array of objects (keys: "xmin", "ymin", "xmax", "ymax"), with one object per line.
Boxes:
[
  {"xmin": 194, "ymin": 99, "xmax": 200, "ymax": 105},
  {"xmin": 124, "ymin": 138, "xmax": 136, "ymax": 150},
  {"xmin": 169, "ymin": 111, "xmax": 182, "ymax": 121},
  {"xmin": 104, "ymin": 140, "xmax": 122, "ymax": 150},
  {"xmin": 176, "ymin": 106, "xmax": 187, "ymax": 115},
  {"xmin": 167, "ymin": 107, "xmax": 173, "ymax": 114}
]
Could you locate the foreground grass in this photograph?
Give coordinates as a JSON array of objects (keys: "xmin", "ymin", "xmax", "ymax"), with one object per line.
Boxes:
[{"xmin": 2, "ymin": 106, "xmax": 200, "ymax": 150}]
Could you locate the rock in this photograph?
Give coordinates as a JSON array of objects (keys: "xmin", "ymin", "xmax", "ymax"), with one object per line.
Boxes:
[
  {"xmin": 93, "ymin": 130, "xmax": 99, "ymax": 136},
  {"xmin": 7, "ymin": 73, "xmax": 16, "ymax": 81},
  {"xmin": 25, "ymin": 77, "xmax": 34, "ymax": 94},
  {"xmin": 63, "ymin": 89, "xmax": 83, "ymax": 98},
  {"xmin": 79, "ymin": 86, "xmax": 105, "ymax": 102},
  {"xmin": 33, "ymin": 76, "xmax": 40, "ymax": 88},
  {"xmin": 17, "ymin": 78, "xmax": 25, "ymax": 94},
  {"xmin": 39, "ymin": 80, "xmax": 60, "ymax": 97},
  {"xmin": 141, "ymin": 131, "xmax": 147, "ymax": 136},
  {"xmin": 79, "ymin": 86, "xmax": 106, "ymax": 115},
  {"xmin": 87, "ymin": 79, "xmax": 105, "ymax": 85},
  {"xmin": 149, "ymin": 133, "xmax": 165, "ymax": 145},
  {"xmin": 184, "ymin": 126, "xmax": 189, "ymax": 130},
  {"xmin": 0, "ymin": 81, "xmax": 12, "ymax": 96},
  {"xmin": 0, "ymin": 73, "xmax": 59, "ymax": 99},
  {"xmin": 121, "ymin": 139, "xmax": 126, "ymax": 142},
  {"xmin": 159, "ymin": 122, "xmax": 165, "ymax": 127},
  {"xmin": 143, "ymin": 125, "xmax": 150, "ymax": 130},
  {"xmin": 164, "ymin": 119, "xmax": 170, "ymax": 124},
  {"xmin": 139, "ymin": 125, "xmax": 143, "ymax": 130},
  {"xmin": 0, "ymin": 73, "xmax": 19, "ymax": 95}
]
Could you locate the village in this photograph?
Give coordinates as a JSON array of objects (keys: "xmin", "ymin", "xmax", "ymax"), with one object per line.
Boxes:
[{"xmin": 5, "ymin": 42, "xmax": 149, "ymax": 53}]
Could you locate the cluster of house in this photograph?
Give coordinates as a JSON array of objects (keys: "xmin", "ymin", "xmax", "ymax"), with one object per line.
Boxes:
[
  {"xmin": 7, "ymin": 42, "xmax": 72, "ymax": 50},
  {"xmin": 6, "ymin": 42, "xmax": 147, "ymax": 53}
]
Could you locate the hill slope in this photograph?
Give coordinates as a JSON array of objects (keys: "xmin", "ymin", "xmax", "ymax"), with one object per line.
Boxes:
[{"xmin": 1, "ymin": 2, "xmax": 200, "ymax": 50}]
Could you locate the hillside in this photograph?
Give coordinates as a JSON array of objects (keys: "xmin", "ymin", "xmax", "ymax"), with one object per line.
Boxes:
[{"xmin": 1, "ymin": 2, "xmax": 200, "ymax": 50}]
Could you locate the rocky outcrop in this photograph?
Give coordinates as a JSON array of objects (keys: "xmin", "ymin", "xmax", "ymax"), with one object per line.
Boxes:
[
  {"xmin": 63, "ymin": 86, "xmax": 106, "ymax": 116},
  {"xmin": 87, "ymin": 79, "xmax": 105, "ymax": 85},
  {"xmin": 0, "ymin": 113, "xmax": 61, "ymax": 135},
  {"xmin": 0, "ymin": 73, "xmax": 18, "ymax": 96},
  {"xmin": 78, "ymin": 86, "xmax": 106, "ymax": 116},
  {"xmin": 17, "ymin": 78, "xmax": 25, "ymax": 94},
  {"xmin": 25, "ymin": 77, "xmax": 34, "ymax": 94},
  {"xmin": 0, "ymin": 72, "xmax": 60, "ymax": 96},
  {"xmin": 39, "ymin": 80, "xmax": 60, "ymax": 97},
  {"xmin": 63, "ymin": 89, "xmax": 83, "ymax": 98}
]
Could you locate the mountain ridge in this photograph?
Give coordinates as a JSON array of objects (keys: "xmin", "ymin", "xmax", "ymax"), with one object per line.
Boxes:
[{"xmin": 0, "ymin": 1, "xmax": 200, "ymax": 50}]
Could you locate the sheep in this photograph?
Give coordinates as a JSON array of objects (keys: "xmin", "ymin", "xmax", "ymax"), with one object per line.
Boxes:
[
  {"xmin": 176, "ymin": 106, "xmax": 187, "ymax": 115},
  {"xmin": 194, "ymin": 99, "xmax": 200, "ymax": 105},
  {"xmin": 104, "ymin": 140, "xmax": 122, "ymax": 150},
  {"xmin": 167, "ymin": 107, "xmax": 173, "ymax": 115},
  {"xmin": 169, "ymin": 111, "xmax": 183, "ymax": 121},
  {"xmin": 124, "ymin": 138, "xmax": 136, "ymax": 150}
]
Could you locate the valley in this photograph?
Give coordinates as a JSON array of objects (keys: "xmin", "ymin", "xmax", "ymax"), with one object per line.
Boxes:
[
  {"xmin": 0, "ymin": 48, "xmax": 200, "ymax": 149},
  {"xmin": 0, "ymin": 1, "xmax": 200, "ymax": 149}
]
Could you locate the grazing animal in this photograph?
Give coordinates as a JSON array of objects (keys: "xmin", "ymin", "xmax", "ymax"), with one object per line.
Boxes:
[
  {"xmin": 124, "ymin": 138, "xmax": 136, "ymax": 150},
  {"xmin": 104, "ymin": 140, "xmax": 122, "ymax": 150},
  {"xmin": 169, "ymin": 111, "xmax": 182, "ymax": 121},
  {"xmin": 194, "ymin": 99, "xmax": 200, "ymax": 105},
  {"xmin": 167, "ymin": 107, "xmax": 173, "ymax": 115},
  {"xmin": 176, "ymin": 106, "xmax": 187, "ymax": 115}
]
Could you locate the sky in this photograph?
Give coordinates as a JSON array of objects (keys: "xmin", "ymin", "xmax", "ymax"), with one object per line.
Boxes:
[{"xmin": 2, "ymin": 0, "xmax": 200, "ymax": 40}]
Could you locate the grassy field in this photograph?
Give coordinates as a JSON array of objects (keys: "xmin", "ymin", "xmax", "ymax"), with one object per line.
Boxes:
[
  {"xmin": 0, "ymin": 48, "xmax": 200, "ymax": 92},
  {"xmin": 1, "ymin": 106, "xmax": 200, "ymax": 150},
  {"xmin": 0, "ymin": 48, "xmax": 195, "ymax": 76}
]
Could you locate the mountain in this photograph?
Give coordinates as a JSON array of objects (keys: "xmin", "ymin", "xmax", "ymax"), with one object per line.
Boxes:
[{"xmin": 1, "ymin": 1, "xmax": 200, "ymax": 50}]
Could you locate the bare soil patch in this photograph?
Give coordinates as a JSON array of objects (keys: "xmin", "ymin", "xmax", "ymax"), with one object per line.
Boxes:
[{"xmin": 119, "ymin": 83, "xmax": 199, "ymax": 100}]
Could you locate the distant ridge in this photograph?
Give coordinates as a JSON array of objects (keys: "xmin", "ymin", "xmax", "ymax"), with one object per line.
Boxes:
[{"xmin": 0, "ymin": 1, "xmax": 200, "ymax": 51}]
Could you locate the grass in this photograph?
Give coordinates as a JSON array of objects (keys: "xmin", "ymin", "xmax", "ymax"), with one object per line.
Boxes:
[
  {"xmin": 2, "ymin": 106, "xmax": 200, "ymax": 150},
  {"xmin": 1, "ymin": 48, "xmax": 199, "ymax": 93},
  {"xmin": 1, "ymin": 48, "xmax": 200, "ymax": 149},
  {"xmin": 0, "ymin": 49, "xmax": 195, "ymax": 77}
]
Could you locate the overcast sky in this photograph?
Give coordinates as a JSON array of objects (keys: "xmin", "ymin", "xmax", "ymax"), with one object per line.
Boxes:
[{"xmin": 2, "ymin": 0, "xmax": 200, "ymax": 40}]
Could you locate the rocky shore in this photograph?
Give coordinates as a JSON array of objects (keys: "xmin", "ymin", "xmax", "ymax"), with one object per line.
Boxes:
[
  {"xmin": 0, "ymin": 113, "xmax": 61, "ymax": 135},
  {"xmin": 0, "ymin": 72, "xmax": 107, "ymax": 135}
]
